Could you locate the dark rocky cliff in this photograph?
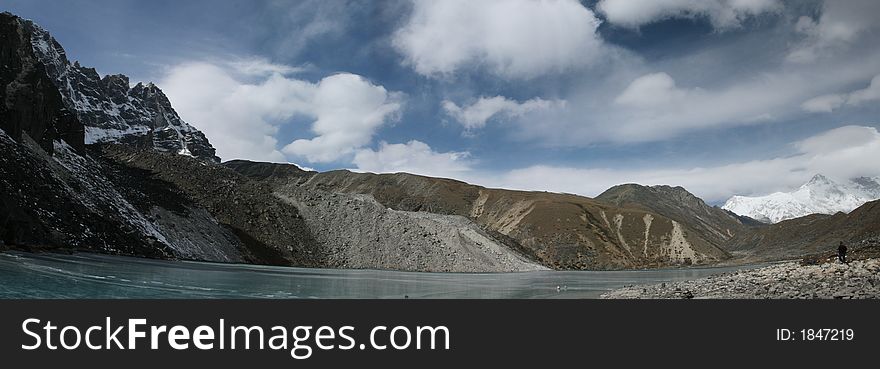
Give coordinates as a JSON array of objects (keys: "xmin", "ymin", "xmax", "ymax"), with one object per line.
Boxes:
[{"xmin": 0, "ymin": 12, "xmax": 83, "ymax": 155}]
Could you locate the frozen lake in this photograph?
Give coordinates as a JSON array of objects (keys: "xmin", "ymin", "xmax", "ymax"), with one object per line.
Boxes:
[{"xmin": 0, "ymin": 251, "xmax": 764, "ymax": 298}]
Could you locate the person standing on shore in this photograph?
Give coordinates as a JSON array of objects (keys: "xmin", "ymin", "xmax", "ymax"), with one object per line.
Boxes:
[{"xmin": 837, "ymin": 241, "xmax": 848, "ymax": 264}]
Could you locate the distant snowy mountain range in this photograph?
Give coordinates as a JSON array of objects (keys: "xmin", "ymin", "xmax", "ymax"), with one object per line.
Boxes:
[{"xmin": 722, "ymin": 174, "xmax": 880, "ymax": 223}]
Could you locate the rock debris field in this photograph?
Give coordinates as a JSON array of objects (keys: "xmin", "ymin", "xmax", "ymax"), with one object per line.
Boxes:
[{"xmin": 602, "ymin": 258, "xmax": 880, "ymax": 299}]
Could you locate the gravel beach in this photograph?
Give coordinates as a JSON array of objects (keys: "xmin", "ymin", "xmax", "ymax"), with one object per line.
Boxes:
[{"xmin": 602, "ymin": 258, "xmax": 880, "ymax": 299}]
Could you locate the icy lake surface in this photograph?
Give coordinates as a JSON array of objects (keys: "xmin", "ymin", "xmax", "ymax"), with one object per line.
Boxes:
[{"xmin": 0, "ymin": 252, "xmax": 764, "ymax": 299}]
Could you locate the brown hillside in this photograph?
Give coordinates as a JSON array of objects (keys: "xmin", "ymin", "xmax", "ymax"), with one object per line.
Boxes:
[{"xmin": 271, "ymin": 170, "xmax": 731, "ymax": 269}]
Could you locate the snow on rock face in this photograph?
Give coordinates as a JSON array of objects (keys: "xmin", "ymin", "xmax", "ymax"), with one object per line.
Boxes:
[
  {"xmin": 722, "ymin": 174, "xmax": 880, "ymax": 223},
  {"xmin": 21, "ymin": 20, "xmax": 219, "ymax": 162}
]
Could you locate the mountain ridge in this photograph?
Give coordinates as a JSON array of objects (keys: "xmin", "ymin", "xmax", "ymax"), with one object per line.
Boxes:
[
  {"xmin": 596, "ymin": 183, "xmax": 749, "ymax": 248},
  {"xmin": 722, "ymin": 174, "xmax": 880, "ymax": 223},
  {"xmin": 251, "ymin": 168, "xmax": 733, "ymax": 269},
  {"xmin": 0, "ymin": 12, "xmax": 83, "ymax": 156},
  {"xmin": 18, "ymin": 13, "xmax": 219, "ymax": 162}
]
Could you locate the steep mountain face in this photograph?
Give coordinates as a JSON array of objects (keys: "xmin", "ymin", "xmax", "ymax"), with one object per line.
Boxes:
[
  {"xmin": 596, "ymin": 184, "xmax": 749, "ymax": 247},
  {"xmin": 0, "ymin": 13, "xmax": 83, "ymax": 156},
  {"xmin": 0, "ymin": 130, "xmax": 248, "ymax": 262},
  {"xmin": 725, "ymin": 200, "xmax": 880, "ymax": 262},
  {"xmin": 234, "ymin": 168, "xmax": 731, "ymax": 270},
  {"xmin": 97, "ymin": 145, "xmax": 321, "ymax": 266},
  {"xmin": 0, "ymin": 13, "xmax": 276, "ymax": 265},
  {"xmin": 19, "ymin": 15, "xmax": 219, "ymax": 162},
  {"xmin": 722, "ymin": 174, "xmax": 880, "ymax": 223}
]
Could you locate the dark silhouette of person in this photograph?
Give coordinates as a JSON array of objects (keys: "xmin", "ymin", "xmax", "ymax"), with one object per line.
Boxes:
[{"xmin": 837, "ymin": 241, "xmax": 848, "ymax": 264}]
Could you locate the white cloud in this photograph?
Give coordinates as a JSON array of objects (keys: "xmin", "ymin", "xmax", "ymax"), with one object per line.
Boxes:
[
  {"xmin": 392, "ymin": 0, "xmax": 604, "ymax": 78},
  {"xmin": 442, "ymin": 96, "xmax": 566, "ymax": 131},
  {"xmin": 504, "ymin": 58, "xmax": 878, "ymax": 146},
  {"xmin": 801, "ymin": 94, "xmax": 846, "ymax": 113},
  {"xmin": 597, "ymin": 0, "xmax": 782, "ymax": 29},
  {"xmin": 613, "ymin": 72, "xmax": 695, "ymax": 108},
  {"xmin": 352, "ymin": 140, "xmax": 472, "ymax": 179},
  {"xmin": 461, "ymin": 0, "xmax": 880, "ymax": 149},
  {"xmin": 795, "ymin": 125, "xmax": 878, "ymax": 155},
  {"xmin": 160, "ymin": 62, "xmax": 311, "ymax": 162},
  {"xmin": 160, "ymin": 61, "xmax": 401, "ymax": 163},
  {"xmin": 228, "ymin": 58, "xmax": 306, "ymax": 76},
  {"xmin": 787, "ymin": 0, "xmax": 880, "ymax": 63},
  {"xmin": 282, "ymin": 74, "xmax": 403, "ymax": 163},
  {"xmin": 848, "ymin": 74, "xmax": 880, "ymax": 106},
  {"xmin": 475, "ymin": 126, "xmax": 880, "ymax": 203},
  {"xmin": 802, "ymin": 74, "xmax": 880, "ymax": 113},
  {"xmin": 599, "ymin": 71, "xmax": 802, "ymax": 142}
]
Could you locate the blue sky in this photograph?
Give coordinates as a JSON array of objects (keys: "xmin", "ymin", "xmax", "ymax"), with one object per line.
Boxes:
[{"xmin": 6, "ymin": 0, "xmax": 880, "ymax": 203}]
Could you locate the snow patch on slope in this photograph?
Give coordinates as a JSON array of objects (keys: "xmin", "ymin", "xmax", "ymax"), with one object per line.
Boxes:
[{"xmin": 85, "ymin": 126, "xmax": 150, "ymax": 144}]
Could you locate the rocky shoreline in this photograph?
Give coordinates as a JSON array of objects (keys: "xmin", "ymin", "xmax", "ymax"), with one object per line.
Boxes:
[{"xmin": 602, "ymin": 258, "xmax": 880, "ymax": 299}]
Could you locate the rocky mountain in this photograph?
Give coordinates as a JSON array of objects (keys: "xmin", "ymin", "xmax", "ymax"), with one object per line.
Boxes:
[
  {"xmin": 230, "ymin": 166, "xmax": 732, "ymax": 269},
  {"xmin": 596, "ymin": 184, "xmax": 749, "ymax": 247},
  {"xmin": 722, "ymin": 174, "xmax": 880, "ymax": 223},
  {"xmin": 0, "ymin": 132, "xmax": 247, "ymax": 262},
  {"xmin": 1, "ymin": 13, "xmax": 249, "ymax": 262},
  {"xmin": 107, "ymin": 148, "xmax": 545, "ymax": 272},
  {"xmin": 19, "ymin": 14, "xmax": 219, "ymax": 162},
  {"xmin": 0, "ymin": 12, "xmax": 82, "ymax": 156}
]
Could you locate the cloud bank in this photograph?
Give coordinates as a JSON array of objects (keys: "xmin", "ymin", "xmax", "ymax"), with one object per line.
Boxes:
[
  {"xmin": 353, "ymin": 140, "xmax": 472, "ymax": 179},
  {"xmin": 442, "ymin": 96, "xmax": 566, "ymax": 131},
  {"xmin": 393, "ymin": 0, "xmax": 604, "ymax": 78},
  {"xmin": 802, "ymin": 74, "xmax": 880, "ymax": 113},
  {"xmin": 477, "ymin": 126, "xmax": 880, "ymax": 203}
]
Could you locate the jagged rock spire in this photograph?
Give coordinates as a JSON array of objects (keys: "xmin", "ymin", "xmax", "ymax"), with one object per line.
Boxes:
[{"xmin": 19, "ymin": 15, "xmax": 220, "ymax": 162}]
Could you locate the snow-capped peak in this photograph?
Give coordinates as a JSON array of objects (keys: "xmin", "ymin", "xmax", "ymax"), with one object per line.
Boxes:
[
  {"xmin": 722, "ymin": 174, "xmax": 880, "ymax": 223},
  {"xmin": 804, "ymin": 173, "xmax": 832, "ymax": 186},
  {"xmin": 20, "ymin": 18, "xmax": 219, "ymax": 162}
]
